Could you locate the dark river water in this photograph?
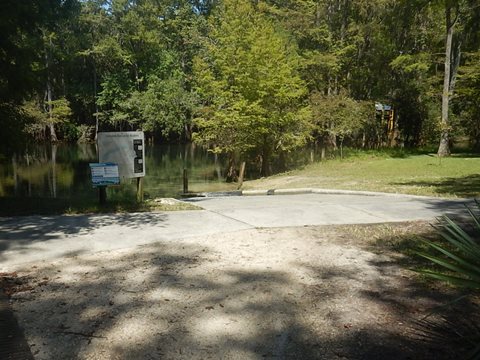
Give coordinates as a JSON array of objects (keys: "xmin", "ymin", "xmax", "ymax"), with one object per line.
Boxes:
[
  {"xmin": 0, "ymin": 143, "xmax": 319, "ymax": 203},
  {"xmin": 0, "ymin": 143, "xmax": 238, "ymax": 201}
]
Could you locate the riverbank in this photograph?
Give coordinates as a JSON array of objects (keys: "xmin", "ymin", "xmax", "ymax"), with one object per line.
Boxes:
[
  {"xmin": 2, "ymin": 149, "xmax": 479, "ymax": 216},
  {"xmin": 243, "ymin": 152, "xmax": 480, "ymax": 198}
]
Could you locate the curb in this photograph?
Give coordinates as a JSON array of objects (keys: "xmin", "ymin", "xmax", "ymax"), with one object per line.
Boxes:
[{"xmin": 195, "ymin": 188, "xmax": 470, "ymax": 201}]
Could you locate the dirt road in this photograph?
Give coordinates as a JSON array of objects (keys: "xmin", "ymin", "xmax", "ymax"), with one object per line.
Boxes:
[{"xmin": 7, "ymin": 223, "xmax": 464, "ymax": 359}]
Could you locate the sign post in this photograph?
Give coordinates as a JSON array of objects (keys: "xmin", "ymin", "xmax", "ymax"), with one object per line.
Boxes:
[{"xmin": 89, "ymin": 163, "xmax": 120, "ymax": 205}]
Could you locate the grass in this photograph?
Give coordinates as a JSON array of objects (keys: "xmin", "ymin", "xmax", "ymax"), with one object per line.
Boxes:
[
  {"xmin": 243, "ymin": 148, "xmax": 480, "ymax": 198},
  {"xmin": 336, "ymin": 221, "xmax": 464, "ymax": 285}
]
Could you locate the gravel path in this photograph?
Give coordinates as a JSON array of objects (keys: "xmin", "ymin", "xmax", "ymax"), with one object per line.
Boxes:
[{"xmin": 7, "ymin": 224, "xmax": 462, "ymax": 359}]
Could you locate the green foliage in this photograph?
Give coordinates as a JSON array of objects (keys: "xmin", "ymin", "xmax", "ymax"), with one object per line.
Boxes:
[
  {"xmin": 193, "ymin": 0, "xmax": 311, "ymax": 173},
  {"xmin": 49, "ymin": 97, "xmax": 73, "ymax": 124},
  {"xmin": 0, "ymin": 103, "xmax": 31, "ymax": 153},
  {"xmin": 22, "ymin": 97, "xmax": 75, "ymax": 140},
  {"xmin": 415, "ymin": 200, "xmax": 480, "ymax": 358},
  {"xmin": 310, "ymin": 92, "xmax": 374, "ymax": 144},
  {"xmin": 416, "ymin": 200, "xmax": 480, "ymax": 289},
  {"xmin": 1, "ymin": 0, "xmax": 480, "ymax": 153},
  {"xmin": 0, "ymin": 0, "xmax": 45, "ymax": 103},
  {"xmin": 390, "ymin": 53, "xmax": 431, "ymax": 74},
  {"xmin": 133, "ymin": 74, "xmax": 197, "ymax": 136},
  {"xmin": 22, "ymin": 99, "xmax": 48, "ymax": 126},
  {"xmin": 97, "ymin": 70, "xmax": 135, "ymax": 126},
  {"xmin": 76, "ymin": 124, "xmax": 94, "ymax": 143},
  {"xmin": 455, "ymin": 51, "xmax": 480, "ymax": 150}
]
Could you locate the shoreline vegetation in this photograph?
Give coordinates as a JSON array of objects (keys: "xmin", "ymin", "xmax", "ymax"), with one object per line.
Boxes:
[
  {"xmin": 1, "ymin": 147, "xmax": 479, "ymax": 217},
  {"xmin": 243, "ymin": 148, "xmax": 480, "ymax": 199}
]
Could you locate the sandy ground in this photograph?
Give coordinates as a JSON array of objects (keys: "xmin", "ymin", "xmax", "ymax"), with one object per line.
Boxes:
[{"xmin": 5, "ymin": 224, "xmax": 468, "ymax": 359}]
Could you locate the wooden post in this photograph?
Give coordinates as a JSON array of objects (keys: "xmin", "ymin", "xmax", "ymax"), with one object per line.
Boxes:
[
  {"xmin": 136, "ymin": 177, "xmax": 144, "ymax": 202},
  {"xmin": 183, "ymin": 168, "xmax": 188, "ymax": 194},
  {"xmin": 237, "ymin": 161, "xmax": 246, "ymax": 189},
  {"xmin": 99, "ymin": 186, "xmax": 107, "ymax": 205}
]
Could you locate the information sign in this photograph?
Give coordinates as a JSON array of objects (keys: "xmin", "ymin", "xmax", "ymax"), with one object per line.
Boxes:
[
  {"xmin": 89, "ymin": 163, "xmax": 120, "ymax": 187},
  {"xmin": 98, "ymin": 132, "xmax": 145, "ymax": 178}
]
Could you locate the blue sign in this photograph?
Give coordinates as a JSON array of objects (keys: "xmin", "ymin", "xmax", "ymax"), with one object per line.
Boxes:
[{"xmin": 89, "ymin": 163, "xmax": 120, "ymax": 187}]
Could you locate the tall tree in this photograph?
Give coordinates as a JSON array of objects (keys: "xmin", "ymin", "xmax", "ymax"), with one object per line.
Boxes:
[
  {"xmin": 436, "ymin": 0, "xmax": 478, "ymax": 155},
  {"xmin": 193, "ymin": 0, "xmax": 310, "ymax": 176},
  {"xmin": 438, "ymin": 0, "xmax": 460, "ymax": 156}
]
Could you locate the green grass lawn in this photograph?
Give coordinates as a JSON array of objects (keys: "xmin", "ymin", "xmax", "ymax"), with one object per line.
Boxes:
[{"xmin": 244, "ymin": 150, "xmax": 480, "ymax": 198}]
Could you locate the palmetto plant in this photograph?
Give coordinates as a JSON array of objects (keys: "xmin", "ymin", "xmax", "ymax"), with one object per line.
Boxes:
[
  {"xmin": 418, "ymin": 199, "xmax": 480, "ymax": 288},
  {"xmin": 416, "ymin": 199, "xmax": 480, "ymax": 359}
]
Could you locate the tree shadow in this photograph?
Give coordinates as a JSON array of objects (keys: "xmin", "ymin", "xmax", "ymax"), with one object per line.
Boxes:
[
  {"xmin": 393, "ymin": 174, "xmax": 480, "ymax": 198},
  {"xmin": 0, "ymin": 196, "xmax": 165, "ymax": 217},
  {"xmin": 362, "ymin": 223, "xmax": 480, "ymax": 358},
  {"xmin": 0, "ymin": 212, "xmax": 167, "ymax": 263},
  {"xmin": 301, "ymin": 258, "xmax": 475, "ymax": 359},
  {"xmin": 7, "ymin": 236, "xmax": 474, "ymax": 359},
  {"xmin": 9, "ymin": 242, "xmax": 315, "ymax": 359}
]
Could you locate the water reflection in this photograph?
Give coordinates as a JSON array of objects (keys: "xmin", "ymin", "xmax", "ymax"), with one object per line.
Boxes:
[
  {"xmin": 1, "ymin": 143, "xmax": 233, "ymax": 200},
  {"xmin": 5, "ymin": 144, "xmax": 96, "ymax": 199},
  {"xmin": 1, "ymin": 142, "xmax": 320, "ymax": 202},
  {"xmin": 143, "ymin": 143, "xmax": 234, "ymax": 197}
]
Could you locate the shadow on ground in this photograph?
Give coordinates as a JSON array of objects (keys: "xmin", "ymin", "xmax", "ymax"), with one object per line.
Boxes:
[
  {"xmin": 0, "ymin": 196, "xmax": 174, "ymax": 217},
  {"xmin": 394, "ymin": 174, "xmax": 480, "ymax": 198},
  {"xmin": 0, "ymin": 213, "xmax": 167, "ymax": 262},
  {"xmin": 7, "ymin": 230, "xmax": 476, "ymax": 360}
]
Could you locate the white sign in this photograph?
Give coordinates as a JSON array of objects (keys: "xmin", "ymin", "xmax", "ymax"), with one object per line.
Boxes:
[{"xmin": 98, "ymin": 131, "xmax": 145, "ymax": 178}]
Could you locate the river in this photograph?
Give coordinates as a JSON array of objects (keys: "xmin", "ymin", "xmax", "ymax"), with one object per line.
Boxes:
[
  {"xmin": 0, "ymin": 143, "xmax": 319, "ymax": 203},
  {"xmin": 0, "ymin": 143, "xmax": 239, "ymax": 201}
]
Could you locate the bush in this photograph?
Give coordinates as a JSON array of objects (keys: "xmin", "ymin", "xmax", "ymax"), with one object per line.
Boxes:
[{"xmin": 416, "ymin": 199, "xmax": 480, "ymax": 358}]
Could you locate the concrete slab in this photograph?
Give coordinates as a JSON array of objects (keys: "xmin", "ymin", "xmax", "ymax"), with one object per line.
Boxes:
[
  {"xmin": 190, "ymin": 194, "xmax": 469, "ymax": 227},
  {"xmin": 0, "ymin": 210, "xmax": 252, "ymax": 270},
  {"xmin": 0, "ymin": 193, "xmax": 470, "ymax": 270}
]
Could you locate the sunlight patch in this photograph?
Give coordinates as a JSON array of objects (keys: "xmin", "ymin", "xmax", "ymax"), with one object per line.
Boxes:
[
  {"xmin": 104, "ymin": 316, "xmax": 155, "ymax": 346},
  {"xmin": 191, "ymin": 313, "xmax": 253, "ymax": 341}
]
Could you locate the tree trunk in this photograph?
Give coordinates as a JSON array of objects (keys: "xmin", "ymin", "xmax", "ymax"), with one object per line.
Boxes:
[
  {"xmin": 237, "ymin": 161, "xmax": 246, "ymax": 189},
  {"xmin": 184, "ymin": 123, "xmax": 192, "ymax": 142},
  {"xmin": 12, "ymin": 154, "xmax": 18, "ymax": 196},
  {"xmin": 51, "ymin": 144, "xmax": 57, "ymax": 198},
  {"xmin": 44, "ymin": 33, "xmax": 57, "ymax": 142},
  {"xmin": 260, "ymin": 141, "xmax": 271, "ymax": 176},
  {"xmin": 48, "ymin": 123, "xmax": 57, "ymax": 142},
  {"xmin": 437, "ymin": 4, "xmax": 458, "ymax": 157},
  {"xmin": 93, "ymin": 60, "xmax": 99, "ymax": 141},
  {"xmin": 225, "ymin": 155, "xmax": 238, "ymax": 182},
  {"xmin": 214, "ymin": 152, "xmax": 222, "ymax": 180},
  {"xmin": 261, "ymin": 153, "xmax": 270, "ymax": 177}
]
